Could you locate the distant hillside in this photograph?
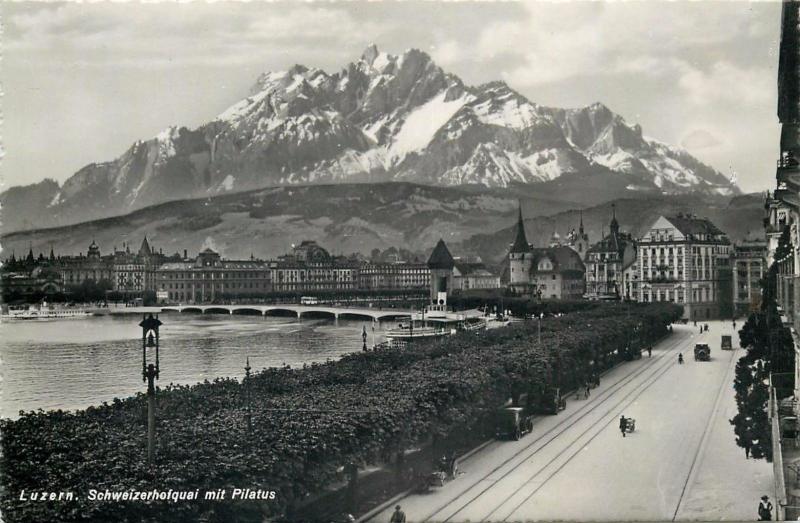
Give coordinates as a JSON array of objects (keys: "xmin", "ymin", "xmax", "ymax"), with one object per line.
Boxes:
[{"xmin": 1, "ymin": 182, "xmax": 762, "ymax": 267}]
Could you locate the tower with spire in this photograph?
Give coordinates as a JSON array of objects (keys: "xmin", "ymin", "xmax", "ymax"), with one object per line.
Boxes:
[
  {"xmin": 509, "ymin": 204, "xmax": 533, "ymax": 292},
  {"xmin": 569, "ymin": 210, "xmax": 591, "ymax": 260},
  {"xmin": 138, "ymin": 236, "xmax": 152, "ymax": 258}
]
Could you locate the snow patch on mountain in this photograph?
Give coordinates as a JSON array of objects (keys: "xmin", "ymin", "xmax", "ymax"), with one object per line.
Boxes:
[
  {"xmin": 473, "ymin": 96, "xmax": 547, "ymax": 130},
  {"xmin": 217, "ymin": 87, "xmax": 275, "ymax": 123},
  {"xmin": 591, "ymin": 149, "xmax": 638, "ymax": 172},
  {"xmin": 506, "ymin": 149, "xmax": 572, "ymax": 181},
  {"xmin": 389, "ymin": 91, "xmax": 472, "ymax": 161},
  {"xmin": 155, "ymin": 126, "xmax": 180, "ymax": 162},
  {"xmin": 48, "ymin": 191, "xmax": 62, "ymax": 207}
]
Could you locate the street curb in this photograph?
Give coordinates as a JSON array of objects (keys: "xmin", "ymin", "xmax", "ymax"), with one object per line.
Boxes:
[
  {"xmin": 355, "ymin": 330, "xmax": 674, "ymax": 522},
  {"xmin": 354, "ymin": 438, "xmax": 494, "ymax": 523}
]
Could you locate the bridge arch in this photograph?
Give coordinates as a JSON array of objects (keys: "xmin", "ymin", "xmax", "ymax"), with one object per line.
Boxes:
[
  {"xmin": 337, "ymin": 312, "xmax": 377, "ymax": 321},
  {"xmin": 181, "ymin": 307, "xmax": 203, "ymax": 314},
  {"xmin": 265, "ymin": 308, "xmax": 299, "ymax": 318},
  {"xmin": 231, "ymin": 308, "xmax": 263, "ymax": 316},
  {"xmin": 299, "ymin": 310, "xmax": 337, "ymax": 320},
  {"xmin": 204, "ymin": 307, "xmax": 232, "ymax": 315}
]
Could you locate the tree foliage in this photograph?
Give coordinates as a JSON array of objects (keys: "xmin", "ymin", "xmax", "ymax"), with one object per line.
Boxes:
[{"xmin": 732, "ymin": 226, "xmax": 795, "ymax": 462}]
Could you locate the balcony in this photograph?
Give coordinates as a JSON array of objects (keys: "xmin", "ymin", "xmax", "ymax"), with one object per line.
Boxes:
[{"xmin": 775, "ymin": 187, "xmax": 800, "ymax": 209}]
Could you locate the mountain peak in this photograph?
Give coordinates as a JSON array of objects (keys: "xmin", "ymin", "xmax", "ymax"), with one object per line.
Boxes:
[
  {"xmin": 361, "ymin": 43, "xmax": 380, "ymax": 64},
  {"xmin": 288, "ymin": 64, "xmax": 309, "ymax": 76}
]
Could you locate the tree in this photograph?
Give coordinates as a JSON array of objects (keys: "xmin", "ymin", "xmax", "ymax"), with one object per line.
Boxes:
[{"xmin": 731, "ymin": 227, "xmax": 795, "ymax": 462}]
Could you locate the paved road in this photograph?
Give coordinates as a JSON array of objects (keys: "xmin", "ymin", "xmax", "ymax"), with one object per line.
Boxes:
[{"xmin": 368, "ymin": 321, "xmax": 773, "ymax": 522}]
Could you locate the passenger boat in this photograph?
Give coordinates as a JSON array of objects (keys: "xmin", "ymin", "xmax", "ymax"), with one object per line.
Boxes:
[
  {"xmin": 384, "ymin": 301, "xmax": 486, "ymax": 349},
  {"xmin": 485, "ymin": 315, "xmax": 513, "ymax": 329},
  {"xmin": 1, "ymin": 302, "xmax": 93, "ymax": 321}
]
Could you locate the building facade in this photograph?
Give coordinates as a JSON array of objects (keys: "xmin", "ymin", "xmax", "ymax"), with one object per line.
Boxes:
[
  {"xmin": 452, "ymin": 261, "xmax": 501, "ymax": 291},
  {"xmin": 508, "ymin": 208, "xmax": 586, "ymax": 300},
  {"xmin": 584, "ymin": 206, "xmax": 636, "ymax": 300},
  {"xmin": 58, "ymin": 240, "xmax": 115, "ymax": 288},
  {"xmin": 636, "ymin": 214, "xmax": 731, "ymax": 320},
  {"xmin": 270, "ymin": 242, "xmax": 358, "ymax": 294},
  {"xmin": 358, "ymin": 262, "xmax": 430, "ymax": 291},
  {"xmin": 732, "ymin": 238, "xmax": 767, "ymax": 316},
  {"xmin": 156, "ymin": 249, "xmax": 271, "ymax": 303}
]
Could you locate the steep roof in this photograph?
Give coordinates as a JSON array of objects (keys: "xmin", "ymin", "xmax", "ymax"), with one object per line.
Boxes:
[
  {"xmin": 587, "ymin": 230, "xmax": 632, "ymax": 256},
  {"xmin": 510, "ymin": 206, "xmax": 531, "ymax": 253},
  {"xmin": 666, "ymin": 215, "xmax": 725, "ymax": 237},
  {"xmin": 454, "ymin": 261, "xmax": 497, "ymax": 277},
  {"xmin": 427, "ymin": 239, "xmax": 455, "ymax": 269},
  {"xmin": 529, "ymin": 246, "xmax": 585, "ymax": 272},
  {"xmin": 139, "ymin": 236, "xmax": 152, "ymax": 257}
]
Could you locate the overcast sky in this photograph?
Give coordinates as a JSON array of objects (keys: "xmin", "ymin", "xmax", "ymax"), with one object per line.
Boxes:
[{"xmin": 2, "ymin": 1, "xmax": 782, "ymax": 193}]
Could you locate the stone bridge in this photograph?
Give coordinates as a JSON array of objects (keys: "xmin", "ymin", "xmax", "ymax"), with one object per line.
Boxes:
[{"xmin": 159, "ymin": 304, "xmax": 414, "ymax": 321}]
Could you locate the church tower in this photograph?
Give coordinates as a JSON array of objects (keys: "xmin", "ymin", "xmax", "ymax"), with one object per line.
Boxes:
[
  {"xmin": 609, "ymin": 204, "xmax": 620, "ymax": 237},
  {"xmin": 509, "ymin": 205, "xmax": 533, "ymax": 292},
  {"xmin": 571, "ymin": 210, "xmax": 591, "ymax": 260}
]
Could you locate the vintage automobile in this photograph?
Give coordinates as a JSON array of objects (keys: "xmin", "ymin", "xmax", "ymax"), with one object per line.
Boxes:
[
  {"xmin": 694, "ymin": 343, "xmax": 711, "ymax": 361},
  {"xmin": 621, "ymin": 345, "xmax": 642, "ymax": 361},
  {"xmin": 721, "ymin": 335, "xmax": 733, "ymax": 351},
  {"xmin": 529, "ymin": 387, "xmax": 566, "ymax": 415},
  {"xmin": 495, "ymin": 406, "xmax": 534, "ymax": 440}
]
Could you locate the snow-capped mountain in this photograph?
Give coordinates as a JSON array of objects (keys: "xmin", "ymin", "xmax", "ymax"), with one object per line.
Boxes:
[{"xmin": 2, "ymin": 45, "xmax": 737, "ymax": 233}]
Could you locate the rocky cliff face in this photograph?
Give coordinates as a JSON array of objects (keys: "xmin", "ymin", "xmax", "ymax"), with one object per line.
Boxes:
[{"xmin": 2, "ymin": 45, "xmax": 738, "ymax": 233}]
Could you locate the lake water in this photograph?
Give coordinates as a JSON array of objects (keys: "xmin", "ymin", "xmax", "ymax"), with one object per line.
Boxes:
[{"xmin": 0, "ymin": 313, "xmax": 390, "ymax": 419}]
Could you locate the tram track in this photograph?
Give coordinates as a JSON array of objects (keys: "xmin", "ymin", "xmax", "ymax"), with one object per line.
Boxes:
[
  {"xmin": 419, "ymin": 329, "xmax": 693, "ymax": 523},
  {"xmin": 492, "ymin": 336, "xmax": 690, "ymax": 522},
  {"xmin": 670, "ymin": 335, "xmax": 739, "ymax": 521}
]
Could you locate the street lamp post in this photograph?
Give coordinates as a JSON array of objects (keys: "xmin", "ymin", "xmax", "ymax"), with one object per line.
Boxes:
[
  {"xmin": 362, "ymin": 325, "xmax": 368, "ymax": 351},
  {"xmin": 537, "ymin": 312, "xmax": 543, "ymax": 347},
  {"xmin": 244, "ymin": 356, "xmax": 252, "ymax": 435},
  {"xmin": 139, "ymin": 313, "xmax": 162, "ymax": 466}
]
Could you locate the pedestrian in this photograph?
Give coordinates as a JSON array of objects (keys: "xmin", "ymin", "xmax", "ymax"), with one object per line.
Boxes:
[
  {"xmin": 678, "ymin": 353, "xmax": 683, "ymax": 364},
  {"xmin": 390, "ymin": 504, "xmax": 407, "ymax": 523},
  {"xmin": 744, "ymin": 441, "xmax": 751, "ymax": 459},
  {"xmin": 619, "ymin": 415, "xmax": 627, "ymax": 438},
  {"xmin": 585, "ymin": 382, "xmax": 591, "ymax": 399},
  {"xmin": 648, "ymin": 346, "xmax": 652, "ymax": 358},
  {"xmin": 758, "ymin": 495, "xmax": 773, "ymax": 521}
]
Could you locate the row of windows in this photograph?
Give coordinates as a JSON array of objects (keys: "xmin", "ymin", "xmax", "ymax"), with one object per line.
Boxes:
[
  {"xmin": 166, "ymin": 282, "xmax": 268, "ymax": 290},
  {"xmin": 161, "ymin": 271, "xmax": 269, "ymax": 280}
]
